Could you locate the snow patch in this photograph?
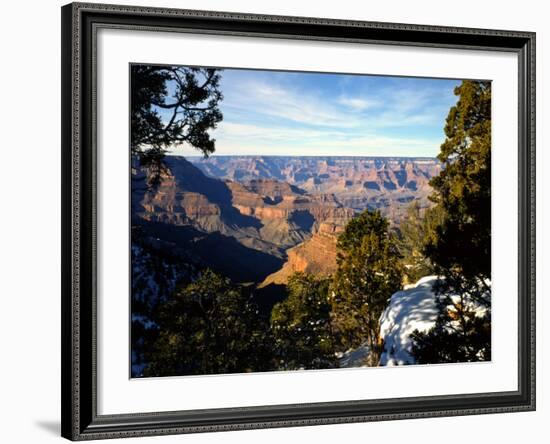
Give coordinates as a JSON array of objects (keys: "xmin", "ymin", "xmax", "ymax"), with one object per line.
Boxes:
[
  {"xmin": 379, "ymin": 276, "xmax": 439, "ymax": 366},
  {"xmin": 339, "ymin": 344, "xmax": 371, "ymax": 368}
]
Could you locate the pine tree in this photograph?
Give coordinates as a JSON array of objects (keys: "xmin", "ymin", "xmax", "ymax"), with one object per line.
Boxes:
[
  {"xmin": 412, "ymin": 80, "xmax": 492, "ymax": 363},
  {"xmin": 143, "ymin": 270, "xmax": 274, "ymax": 377},
  {"xmin": 425, "ymin": 80, "xmax": 491, "ymax": 300},
  {"xmin": 330, "ymin": 210, "xmax": 403, "ymax": 365},
  {"xmin": 271, "ymin": 273, "xmax": 336, "ymax": 370}
]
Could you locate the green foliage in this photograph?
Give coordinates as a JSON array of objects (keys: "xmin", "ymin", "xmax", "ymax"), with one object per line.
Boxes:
[
  {"xmin": 130, "ymin": 232, "xmax": 196, "ymax": 376},
  {"xmin": 410, "ymin": 299, "xmax": 491, "ymax": 363},
  {"xmin": 336, "ymin": 209, "xmax": 389, "ymax": 253},
  {"xmin": 271, "ymin": 273, "xmax": 336, "ymax": 370},
  {"xmin": 143, "ymin": 270, "xmax": 274, "ymax": 377},
  {"xmin": 396, "ymin": 201, "xmax": 444, "ymax": 284},
  {"xmin": 425, "ymin": 80, "xmax": 491, "ymax": 299},
  {"xmin": 330, "ymin": 210, "xmax": 403, "ymax": 365},
  {"xmin": 411, "ymin": 80, "xmax": 492, "ymax": 364},
  {"xmin": 131, "ymin": 65, "xmax": 223, "ymax": 180}
]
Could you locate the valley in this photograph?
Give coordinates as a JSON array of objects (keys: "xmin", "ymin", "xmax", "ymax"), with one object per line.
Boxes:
[{"xmin": 132, "ymin": 155, "xmax": 440, "ymax": 287}]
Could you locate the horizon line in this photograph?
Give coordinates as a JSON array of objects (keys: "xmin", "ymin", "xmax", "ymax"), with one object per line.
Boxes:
[{"xmin": 169, "ymin": 153, "xmax": 439, "ymax": 159}]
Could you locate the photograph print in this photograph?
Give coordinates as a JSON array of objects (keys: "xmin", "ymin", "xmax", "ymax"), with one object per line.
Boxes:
[{"xmin": 130, "ymin": 64, "xmax": 491, "ymax": 378}]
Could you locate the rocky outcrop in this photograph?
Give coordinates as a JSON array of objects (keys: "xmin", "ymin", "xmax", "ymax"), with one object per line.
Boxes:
[{"xmin": 259, "ymin": 222, "xmax": 341, "ymax": 287}]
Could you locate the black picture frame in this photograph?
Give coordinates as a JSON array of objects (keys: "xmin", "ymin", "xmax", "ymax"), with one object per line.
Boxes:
[{"xmin": 61, "ymin": 2, "xmax": 536, "ymax": 440}]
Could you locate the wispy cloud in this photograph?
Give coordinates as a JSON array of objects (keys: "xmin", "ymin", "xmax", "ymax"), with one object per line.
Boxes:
[
  {"xmin": 337, "ymin": 96, "xmax": 380, "ymax": 111},
  {"xmin": 168, "ymin": 68, "xmax": 460, "ymax": 157},
  {"xmin": 222, "ymin": 80, "xmax": 363, "ymax": 129}
]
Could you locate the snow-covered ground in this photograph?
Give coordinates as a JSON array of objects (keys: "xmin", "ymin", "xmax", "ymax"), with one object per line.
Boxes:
[
  {"xmin": 338, "ymin": 276, "xmax": 439, "ymax": 368},
  {"xmin": 338, "ymin": 343, "xmax": 371, "ymax": 368},
  {"xmin": 379, "ymin": 276, "xmax": 440, "ymax": 366},
  {"xmin": 339, "ymin": 275, "xmax": 491, "ymax": 368}
]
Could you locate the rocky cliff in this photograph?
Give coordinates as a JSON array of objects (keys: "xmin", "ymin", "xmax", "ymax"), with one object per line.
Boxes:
[
  {"xmin": 259, "ymin": 222, "xmax": 343, "ymax": 287},
  {"xmin": 133, "ymin": 155, "xmax": 441, "ymax": 285},
  {"xmin": 132, "ymin": 157, "xmax": 354, "ymax": 281},
  {"xmin": 190, "ymin": 156, "xmax": 440, "ymax": 222}
]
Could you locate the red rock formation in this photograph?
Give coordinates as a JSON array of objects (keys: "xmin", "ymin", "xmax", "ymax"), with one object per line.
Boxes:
[
  {"xmin": 223, "ymin": 179, "xmax": 354, "ymax": 226},
  {"xmin": 259, "ymin": 228, "xmax": 340, "ymax": 287}
]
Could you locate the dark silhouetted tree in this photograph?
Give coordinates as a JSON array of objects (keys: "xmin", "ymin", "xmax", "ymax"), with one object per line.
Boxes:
[
  {"xmin": 271, "ymin": 273, "xmax": 336, "ymax": 370},
  {"xmin": 143, "ymin": 270, "xmax": 274, "ymax": 377},
  {"xmin": 330, "ymin": 210, "xmax": 403, "ymax": 365},
  {"xmin": 411, "ymin": 302, "xmax": 491, "ymax": 363}
]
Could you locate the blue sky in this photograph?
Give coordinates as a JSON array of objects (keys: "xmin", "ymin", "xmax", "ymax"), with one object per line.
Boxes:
[{"xmin": 167, "ymin": 68, "xmax": 461, "ymax": 158}]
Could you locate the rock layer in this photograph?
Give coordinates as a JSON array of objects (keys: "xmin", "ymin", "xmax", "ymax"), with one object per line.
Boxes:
[
  {"xmin": 133, "ymin": 155, "xmax": 441, "ymax": 285},
  {"xmin": 191, "ymin": 156, "xmax": 441, "ymax": 222},
  {"xmin": 260, "ymin": 222, "xmax": 342, "ymax": 287},
  {"xmin": 133, "ymin": 157, "xmax": 354, "ymax": 260}
]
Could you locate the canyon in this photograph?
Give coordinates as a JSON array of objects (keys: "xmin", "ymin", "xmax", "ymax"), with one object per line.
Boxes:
[
  {"xmin": 132, "ymin": 155, "xmax": 440, "ymax": 287},
  {"xmin": 190, "ymin": 155, "xmax": 440, "ymax": 223}
]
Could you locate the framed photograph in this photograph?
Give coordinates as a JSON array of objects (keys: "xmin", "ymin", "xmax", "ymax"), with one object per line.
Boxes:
[{"xmin": 61, "ymin": 2, "xmax": 536, "ymax": 440}]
